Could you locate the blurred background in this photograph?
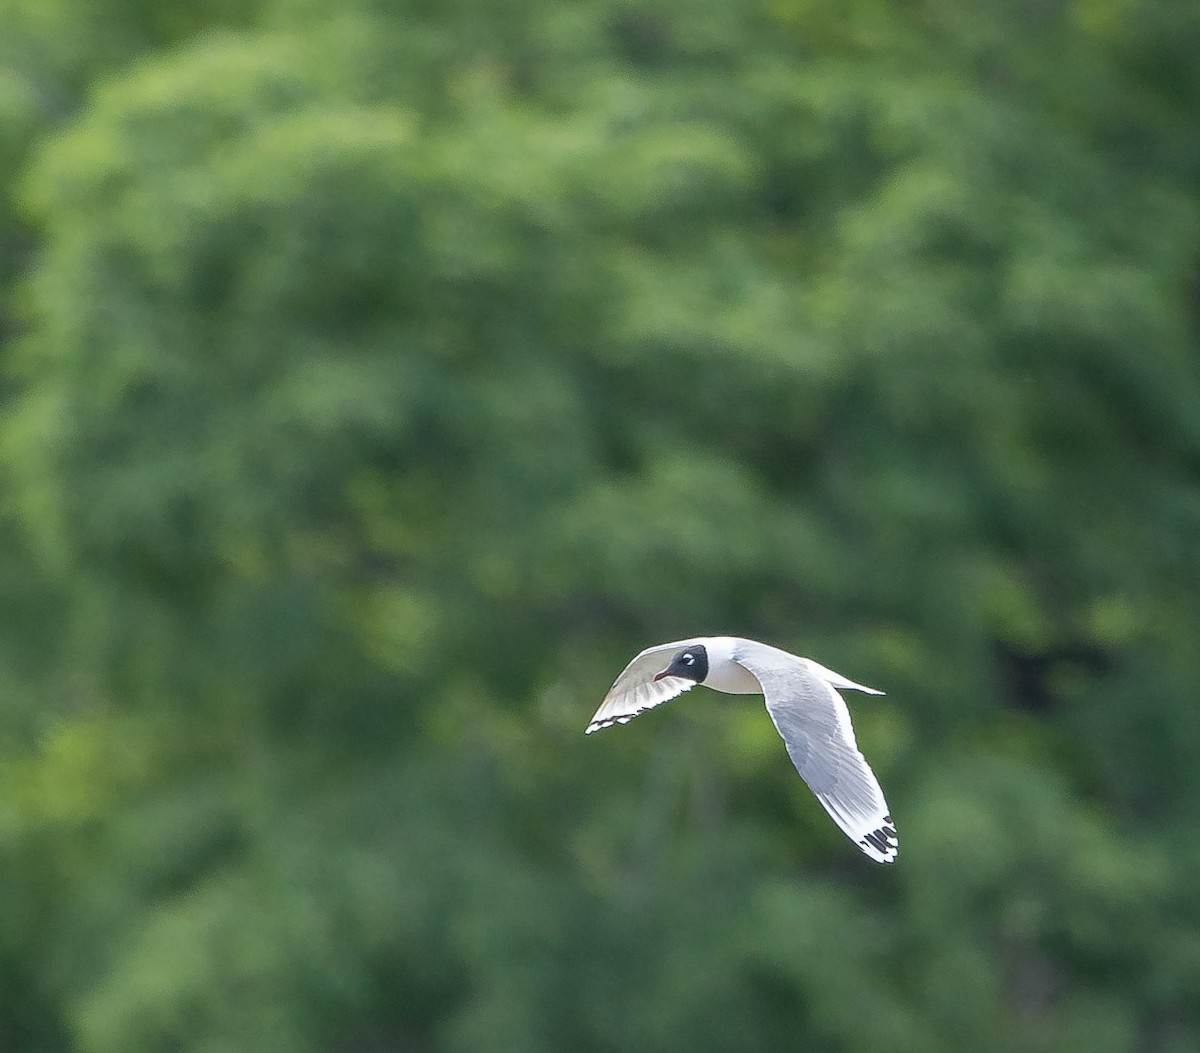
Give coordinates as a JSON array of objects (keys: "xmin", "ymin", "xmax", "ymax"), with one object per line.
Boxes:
[{"xmin": 2, "ymin": 0, "xmax": 1200, "ymax": 1050}]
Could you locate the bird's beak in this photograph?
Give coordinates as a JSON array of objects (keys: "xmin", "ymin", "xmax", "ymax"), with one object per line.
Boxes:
[{"xmin": 652, "ymin": 668, "xmax": 671, "ymax": 682}]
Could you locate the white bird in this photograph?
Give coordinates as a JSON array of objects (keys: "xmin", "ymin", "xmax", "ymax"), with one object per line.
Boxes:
[{"xmin": 586, "ymin": 636, "xmax": 898, "ymax": 863}]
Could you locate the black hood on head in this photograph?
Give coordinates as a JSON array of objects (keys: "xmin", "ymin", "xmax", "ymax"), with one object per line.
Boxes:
[{"xmin": 663, "ymin": 644, "xmax": 708, "ymax": 684}]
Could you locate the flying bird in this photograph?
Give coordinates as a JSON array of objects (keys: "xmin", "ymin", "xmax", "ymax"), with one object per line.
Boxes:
[{"xmin": 586, "ymin": 636, "xmax": 898, "ymax": 863}]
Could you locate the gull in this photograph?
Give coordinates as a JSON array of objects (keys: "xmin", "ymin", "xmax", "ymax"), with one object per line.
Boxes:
[{"xmin": 586, "ymin": 636, "xmax": 898, "ymax": 863}]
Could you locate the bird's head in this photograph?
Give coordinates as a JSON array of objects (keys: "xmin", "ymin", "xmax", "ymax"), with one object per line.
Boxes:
[{"xmin": 652, "ymin": 645, "xmax": 709, "ymax": 685}]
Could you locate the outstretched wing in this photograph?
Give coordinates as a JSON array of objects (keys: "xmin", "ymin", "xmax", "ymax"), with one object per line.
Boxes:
[
  {"xmin": 734, "ymin": 642, "xmax": 898, "ymax": 863},
  {"xmin": 585, "ymin": 639, "xmax": 703, "ymax": 734}
]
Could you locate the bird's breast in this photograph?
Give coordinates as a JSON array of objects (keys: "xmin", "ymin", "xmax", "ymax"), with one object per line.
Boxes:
[{"xmin": 704, "ymin": 659, "xmax": 762, "ymax": 695}]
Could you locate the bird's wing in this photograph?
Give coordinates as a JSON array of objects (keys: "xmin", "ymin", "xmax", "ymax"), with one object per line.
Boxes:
[
  {"xmin": 585, "ymin": 639, "xmax": 704, "ymax": 734},
  {"xmin": 734, "ymin": 641, "xmax": 898, "ymax": 863}
]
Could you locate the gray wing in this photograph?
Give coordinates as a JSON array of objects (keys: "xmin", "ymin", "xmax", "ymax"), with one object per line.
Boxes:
[
  {"xmin": 585, "ymin": 639, "xmax": 703, "ymax": 734},
  {"xmin": 735, "ymin": 642, "xmax": 898, "ymax": 863}
]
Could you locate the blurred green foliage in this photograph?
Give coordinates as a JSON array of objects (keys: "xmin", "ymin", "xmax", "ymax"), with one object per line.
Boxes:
[{"xmin": 2, "ymin": 0, "xmax": 1200, "ymax": 1050}]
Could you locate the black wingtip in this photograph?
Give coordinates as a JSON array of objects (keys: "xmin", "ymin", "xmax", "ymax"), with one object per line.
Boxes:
[{"xmin": 859, "ymin": 816, "xmax": 900, "ymax": 861}]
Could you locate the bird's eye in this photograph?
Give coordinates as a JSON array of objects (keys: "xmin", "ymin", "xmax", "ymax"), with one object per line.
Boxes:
[{"xmin": 683, "ymin": 654, "xmax": 694, "ymax": 664}]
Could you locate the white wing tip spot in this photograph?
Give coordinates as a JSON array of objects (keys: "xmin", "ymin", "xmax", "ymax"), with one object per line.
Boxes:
[
  {"xmin": 585, "ymin": 708, "xmax": 658, "ymax": 735},
  {"xmin": 858, "ymin": 814, "xmax": 900, "ymax": 863}
]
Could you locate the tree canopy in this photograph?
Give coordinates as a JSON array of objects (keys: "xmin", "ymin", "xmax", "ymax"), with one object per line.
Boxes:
[{"xmin": 2, "ymin": 1, "xmax": 1200, "ymax": 1051}]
